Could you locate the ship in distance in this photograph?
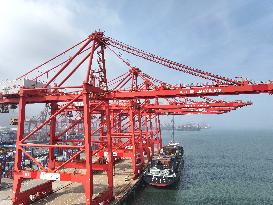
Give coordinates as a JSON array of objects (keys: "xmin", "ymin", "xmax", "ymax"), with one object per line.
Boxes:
[{"xmin": 161, "ymin": 122, "xmax": 210, "ymax": 131}]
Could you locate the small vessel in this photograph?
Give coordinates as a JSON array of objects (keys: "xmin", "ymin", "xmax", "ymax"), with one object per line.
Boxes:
[{"xmin": 144, "ymin": 116, "xmax": 184, "ymax": 187}]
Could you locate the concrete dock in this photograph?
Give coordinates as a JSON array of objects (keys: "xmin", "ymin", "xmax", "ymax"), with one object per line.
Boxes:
[{"xmin": 0, "ymin": 159, "xmax": 143, "ymax": 205}]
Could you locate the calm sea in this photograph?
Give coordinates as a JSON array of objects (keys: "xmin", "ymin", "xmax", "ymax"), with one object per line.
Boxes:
[{"xmin": 131, "ymin": 129, "xmax": 273, "ymax": 205}]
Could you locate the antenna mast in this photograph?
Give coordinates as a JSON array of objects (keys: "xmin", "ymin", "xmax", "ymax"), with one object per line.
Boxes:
[{"xmin": 172, "ymin": 115, "xmax": 175, "ymax": 143}]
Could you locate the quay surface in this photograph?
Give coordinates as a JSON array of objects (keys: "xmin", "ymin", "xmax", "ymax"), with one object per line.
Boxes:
[{"xmin": 0, "ymin": 158, "xmax": 143, "ymax": 205}]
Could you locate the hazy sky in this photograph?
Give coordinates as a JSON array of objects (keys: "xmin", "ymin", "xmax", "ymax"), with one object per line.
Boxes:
[{"xmin": 0, "ymin": 0, "xmax": 273, "ymax": 129}]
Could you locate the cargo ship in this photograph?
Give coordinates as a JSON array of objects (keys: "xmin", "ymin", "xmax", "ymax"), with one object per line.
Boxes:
[
  {"xmin": 143, "ymin": 142, "xmax": 183, "ymax": 187},
  {"xmin": 144, "ymin": 116, "xmax": 184, "ymax": 187},
  {"xmin": 162, "ymin": 122, "xmax": 210, "ymax": 131},
  {"xmin": 176, "ymin": 124, "xmax": 201, "ymax": 131}
]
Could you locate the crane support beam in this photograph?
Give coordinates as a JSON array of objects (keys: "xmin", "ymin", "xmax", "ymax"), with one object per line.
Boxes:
[
  {"xmin": 107, "ymin": 83, "xmax": 273, "ymax": 99},
  {"xmin": 0, "ymin": 83, "xmax": 271, "ymax": 104}
]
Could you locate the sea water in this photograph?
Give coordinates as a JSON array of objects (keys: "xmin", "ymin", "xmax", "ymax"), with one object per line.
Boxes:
[{"xmin": 131, "ymin": 129, "xmax": 273, "ymax": 205}]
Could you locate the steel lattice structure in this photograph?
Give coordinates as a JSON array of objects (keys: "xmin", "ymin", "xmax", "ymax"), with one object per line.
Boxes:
[{"xmin": 0, "ymin": 31, "xmax": 272, "ymax": 204}]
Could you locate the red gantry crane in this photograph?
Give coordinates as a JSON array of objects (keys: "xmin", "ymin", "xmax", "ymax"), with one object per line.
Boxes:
[{"xmin": 0, "ymin": 32, "xmax": 271, "ymax": 205}]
